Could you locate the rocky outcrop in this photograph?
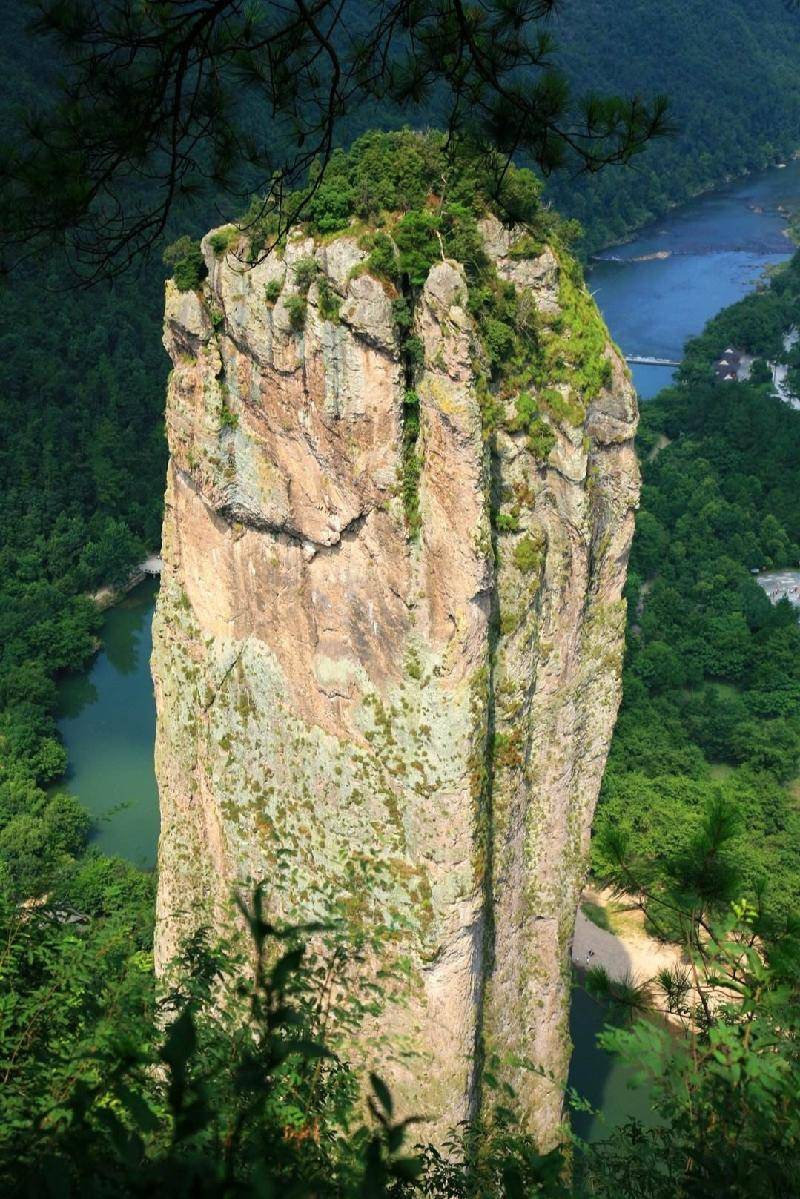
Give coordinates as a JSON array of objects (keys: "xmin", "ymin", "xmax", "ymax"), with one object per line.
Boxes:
[{"xmin": 152, "ymin": 210, "xmax": 638, "ymax": 1147}]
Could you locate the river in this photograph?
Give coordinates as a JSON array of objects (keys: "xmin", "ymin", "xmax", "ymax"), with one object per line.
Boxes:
[
  {"xmin": 592, "ymin": 158, "xmax": 800, "ymax": 399},
  {"xmin": 54, "ymin": 578, "xmax": 160, "ymax": 870},
  {"xmin": 54, "ymin": 157, "xmax": 800, "ymax": 1139}
]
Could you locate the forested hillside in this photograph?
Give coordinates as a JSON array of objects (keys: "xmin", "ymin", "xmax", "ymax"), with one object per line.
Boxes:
[
  {"xmin": 594, "ymin": 254, "xmax": 800, "ymax": 921},
  {"xmin": 547, "ymin": 0, "xmax": 800, "ymax": 250},
  {"xmin": 0, "ymin": 2, "xmax": 163, "ymax": 1093},
  {"xmin": 336, "ymin": 0, "xmax": 800, "ymax": 253},
  {"xmin": 0, "ymin": 0, "xmax": 167, "ymax": 857}
]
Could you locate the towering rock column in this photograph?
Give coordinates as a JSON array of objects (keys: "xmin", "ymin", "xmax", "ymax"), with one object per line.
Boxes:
[
  {"xmin": 478, "ymin": 218, "xmax": 640, "ymax": 1133},
  {"xmin": 152, "ymin": 214, "xmax": 638, "ymax": 1146}
]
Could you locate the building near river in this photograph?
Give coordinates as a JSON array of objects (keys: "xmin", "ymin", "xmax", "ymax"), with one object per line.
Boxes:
[
  {"xmin": 757, "ymin": 569, "xmax": 800, "ymax": 610},
  {"xmin": 715, "ymin": 346, "xmax": 742, "ymax": 381}
]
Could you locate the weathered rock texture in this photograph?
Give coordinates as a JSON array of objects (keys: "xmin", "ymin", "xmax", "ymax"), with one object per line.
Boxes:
[{"xmin": 152, "ymin": 214, "xmax": 638, "ymax": 1147}]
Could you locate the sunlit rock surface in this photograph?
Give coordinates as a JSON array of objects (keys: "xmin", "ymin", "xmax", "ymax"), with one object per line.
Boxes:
[{"xmin": 152, "ymin": 212, "xmax": 638, "ymax": 1147}]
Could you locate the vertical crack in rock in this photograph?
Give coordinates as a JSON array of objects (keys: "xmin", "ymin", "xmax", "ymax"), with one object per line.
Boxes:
[
  {"xmin": 153, "ymin": 212, "xmax": 639, "ymax": 1150},
  {"xmin": 468, "ymin": 426, "xmax": 501, "ymax": 1126}
]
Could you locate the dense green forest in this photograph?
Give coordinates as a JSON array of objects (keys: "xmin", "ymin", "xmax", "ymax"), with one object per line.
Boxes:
[
  {"xmin": 593, "ymin": 254, "xmax": 800, "ymax": 922},
  {"xmin": 547, "ymin": 0, "xmax": 800, "ymax": 251},
  {"xmin": 0, "ymin": 4, "xmax": 166, "ymax": 1118},
  {"xmin": 0, "ymin": 230, "xmax": 164, "ymax": 1199},
  {"xmin": 337, "ymin": 0, "xmax": 800, "ymax": 254},
  {"xmin": 0, "ymin": 0, "xmax": 167, "ymax": 901}
]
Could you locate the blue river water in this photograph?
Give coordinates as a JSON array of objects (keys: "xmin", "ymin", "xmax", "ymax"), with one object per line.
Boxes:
[
  {"xmin": 54, "ymin": 157, "xmax": 800, "ymax": 1137},
  {"xmin": 591, "ymin": 157, "xmax": 800, "ymax": 398}
]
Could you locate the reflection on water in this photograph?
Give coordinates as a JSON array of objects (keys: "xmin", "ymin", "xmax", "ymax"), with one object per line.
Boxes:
[
  {"xmin": 103, "ymin": 601, "xmax": 145, "ymax": 676},
  {"xmin": 568, "ymin": 977, "xmax": 655, "ymax": 1142},
  {"xmin": 57, "ymin": 675, "xmax": 99, "ymax": 720},
  {"xmin": 54, "ymin": 578, "xmax": 159, "ymax": 868}
]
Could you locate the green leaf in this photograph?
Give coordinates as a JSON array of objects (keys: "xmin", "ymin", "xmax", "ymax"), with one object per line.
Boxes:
[
  {"xmin": 160, "ymin": 1007, "xmax": 196, "ymax": 1071},
  {"xmin": 270, "ymin": 946, "xmax": 305, "ymax": 993},
  {"xmin": 392, "ymin": 1155, "xmax": 423, "ymax": 1181},
  {"xmin": 116, "ymin": 1083, "xmax": 160, "ymax": 1133}
]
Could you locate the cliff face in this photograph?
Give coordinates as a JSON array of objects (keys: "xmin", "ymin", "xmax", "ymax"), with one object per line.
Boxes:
[{"xmin": 152, "ymin": 209, "xmax": 638, "ymax": 1146}]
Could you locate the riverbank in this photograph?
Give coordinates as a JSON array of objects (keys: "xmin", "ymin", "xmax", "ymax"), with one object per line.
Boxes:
[
  {"xmin": 580, "ymin": 154, "xmax": 799, "ymax": 265},
  {"xmin": 572, "ymin": 886, "xmax": 682, "ymax": 985},
  {"xmin": 588, "ymin": 158, "xmax": 800, "ymax": 400},
  {"xmin": 91, "ymin": 554, "xmax": 162, "ymax": 610}
]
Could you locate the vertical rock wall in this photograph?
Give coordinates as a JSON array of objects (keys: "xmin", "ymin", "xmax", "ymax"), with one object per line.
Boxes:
[
  {"xmin": 478, "ymin": 220, "xmax": 639, "ymax": 1133},
  {"xmin": 152, "ymin": 215, "xmax": 638, "ymax": 1146}
]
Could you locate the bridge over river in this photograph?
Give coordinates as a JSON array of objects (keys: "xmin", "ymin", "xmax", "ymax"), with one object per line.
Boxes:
[{"xmin": 625, "ymin": 354, "xmax": 681, "ymax": 367}]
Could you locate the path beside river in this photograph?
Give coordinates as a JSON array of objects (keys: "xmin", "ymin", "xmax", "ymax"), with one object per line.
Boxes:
[
  {"xmin": 91, "ymin": 554, "xmax": 163, "ymax": 610},
  {"xmin": 572, "ymin": 887, "xmax": 682, "ymax": 984}
]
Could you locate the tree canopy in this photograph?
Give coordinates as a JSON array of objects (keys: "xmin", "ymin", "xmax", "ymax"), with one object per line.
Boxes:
[{"xmin": 2, "ymin": 0, "xmax": 668, "ymax": 275}]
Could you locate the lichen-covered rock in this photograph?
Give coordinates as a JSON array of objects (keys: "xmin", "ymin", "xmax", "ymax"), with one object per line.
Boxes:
[{"xmin": 153, "ymin": 214, "xmax": 638, "ymax": 1148}]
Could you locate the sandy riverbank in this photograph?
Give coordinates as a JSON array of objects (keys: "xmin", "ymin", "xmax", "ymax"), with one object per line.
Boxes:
[
  {"xmin": 630, "ymin": 249, "xmax": 672, "ymax": 262},
  {"xmin": 571, "ymin": 886, "xmax": 683, "ymax": 983}
]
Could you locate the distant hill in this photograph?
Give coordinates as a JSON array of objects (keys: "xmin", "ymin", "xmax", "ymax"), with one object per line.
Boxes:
[{"xmin": 546, "ymin": 0, "xmax": 800, "ymax": 249}]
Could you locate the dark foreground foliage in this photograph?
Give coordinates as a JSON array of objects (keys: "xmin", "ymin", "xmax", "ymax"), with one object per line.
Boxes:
[{"xmin": 2, "ymin": 838, "xmax": 799, "ymax": 1199}]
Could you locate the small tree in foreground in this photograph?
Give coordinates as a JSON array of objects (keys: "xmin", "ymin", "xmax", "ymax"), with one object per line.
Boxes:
[
  {"xmin": 2, "ymin": 820, "xmax": 798, "ymax": 1197},
  {"xmin": 580, "ymin": 795, "xmax": 800, "ymax": 1198}
]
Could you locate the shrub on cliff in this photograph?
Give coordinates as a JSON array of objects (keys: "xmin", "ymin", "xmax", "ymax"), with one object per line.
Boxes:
[
  {"xmin": 285, "ymin": 293, "xmax": 308, "ymax": 332},
  {"xmin": 245, "ymin": 130, "xmax": 552, "ymax": 252},
  {"xmin": 163, "ymin": 237, "xmax": 207, "ymax": 292}
]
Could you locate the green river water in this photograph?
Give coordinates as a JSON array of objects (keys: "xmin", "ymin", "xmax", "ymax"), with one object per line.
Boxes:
[{"xmin": 54, "ymin": 578, "xmax": 159, "ymax": 870}]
